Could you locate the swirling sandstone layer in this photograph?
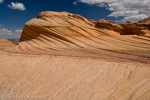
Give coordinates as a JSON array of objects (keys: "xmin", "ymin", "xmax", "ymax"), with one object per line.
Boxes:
[
  {"xmin": 0, "ymin": 11, "xmax": 150, "ymax": 100},
  {"xmin": 5, "ymin": 11, "xmax": 150, "ymax": 63}
]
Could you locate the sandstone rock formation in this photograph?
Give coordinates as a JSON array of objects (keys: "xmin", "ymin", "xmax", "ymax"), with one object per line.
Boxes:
[
  {"xmin": 95, "ymin": 19, "xmax": 149, "ymax": 35},
  {"xmin": 137, "ymin": 16, "xmax": 150, "ymax": 30},
  {"xmin": 8, "ymin": 39, "xmax": 19, "ymax": 45},
  {"xmin": 0, "ymin": 11, "xmax": 150, "ymax": 100},
  {"xmin": 125, "ymin": 21, "xmax": 132, "ymax": 24},
  {"xmin": 95, "ymin": 19, "xmax": 122, "ymax": 30},
  {"xmin": 139, "ymin": 16, "xmax": 150, "ymax": 24},
  {"xmin": 0, "ymin": 38, "xmax": 15, "ymax": 50},
  {"xmin": 0, "ymin": 54, "xmax": 150, "ymax": 100},
  {"xmin": 89, "ymin": 18, "xmax": 94, "ymax": 22},
  {"xmin": 15, "ymin": 11, "xmax": 150, "ymax": 63}
]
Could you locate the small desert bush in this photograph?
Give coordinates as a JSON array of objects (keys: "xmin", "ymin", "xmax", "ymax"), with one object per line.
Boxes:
[
  {"xmin": 68, "ymin": 14, "xmax": 71, "ymax": 16},
  {"xmin": 36, "ymin": 14, "xmax": 41, "ymax": 18}
]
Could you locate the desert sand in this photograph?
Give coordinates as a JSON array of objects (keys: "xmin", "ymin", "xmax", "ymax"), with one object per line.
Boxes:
[{"xmin": 0, "ymin": 11, "xmax": 150, "ymax": 100}]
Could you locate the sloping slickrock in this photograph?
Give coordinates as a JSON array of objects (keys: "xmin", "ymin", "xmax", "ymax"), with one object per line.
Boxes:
[
  {"xmin": 0, "ymin": 11, "xmax": 150, "ymax": 100},
  {"xmin": 0, "ymin": 54, "xmax": 150, "ymax": 100}
]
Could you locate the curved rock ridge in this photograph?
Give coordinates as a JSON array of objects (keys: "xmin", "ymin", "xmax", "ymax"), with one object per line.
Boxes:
[
  {"xmin": 4, "ymin": 11, "xmax": 150, "ymax": 63},
  {"xmin": 0, "ymin": 38, "xmax": 15, "ymax": 50},
  {"xmin": 139, "ymin": 16, "xmax": 150, "ymax": 24}
]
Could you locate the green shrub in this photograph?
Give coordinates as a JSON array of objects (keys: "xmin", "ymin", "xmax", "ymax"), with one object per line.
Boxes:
[{"xmin": 68, "ymin": 14, "xmax": 71, "ymax": 16}]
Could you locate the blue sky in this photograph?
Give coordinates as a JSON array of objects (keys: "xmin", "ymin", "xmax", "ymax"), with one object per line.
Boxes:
[{"xmin": 0, "ymin": 0, "xmax": 150, "ymax": 39}]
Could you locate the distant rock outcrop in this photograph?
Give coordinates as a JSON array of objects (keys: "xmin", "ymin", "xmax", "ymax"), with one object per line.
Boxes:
[
  {"xmin": 0, "ymin": 38, "xmax": 15, "ymax": 49},
  {"xmin": 89, "ymin": 18, "xmax": 94, "ymax": 22},
  {"xmin": 139, "ymin": 16, "xmax": 150, "ymax": 24},
  {"xmin": 95, "ymin": 19, "xmax": 122, "ymax": 30},
  {"xmin": 125, "ymin": 21, "xmax": 132, "ymax": 24},
  {"xmin": 95, "ymin": 19, "xmax": 147, "ymax": 35},
  {"xmin": 8, "ymin": 39, "xmax": 19, "ymax": 45}
]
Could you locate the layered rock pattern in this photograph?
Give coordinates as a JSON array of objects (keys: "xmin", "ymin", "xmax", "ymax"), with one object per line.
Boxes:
[
  {"xmin": 95, "ymin": 19, "xmax": 149, "ymax": 35},
  {"xmin": 4, "ymin": 11, "xmax": 150, "ymax": 63},
  {"xmin": 0, "ymin": 54, "xmax": 150, "ymax": 100},
  {"xmin": 1, "ymin": 11, "xmax": 150, "ymax": 100},
  {"xmin": 0, "ymin": 38, "xmax": 15, "ymax": 50}
]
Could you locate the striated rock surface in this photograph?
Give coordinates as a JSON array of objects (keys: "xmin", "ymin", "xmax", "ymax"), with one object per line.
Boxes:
[
  {"xmin": 95, "ymin": 19, "xmax": 122, "ymax": 30},
  {"xmin": 0, "ymin": 11, "xmax": 150, "ymax": 100},
  {"xmin": 95, "ymin": 19, "xmax": 149, "ymax": 35},
  {"xmin": 139, "ymin": 16, "xmax": 150, "ymax": 24},
  {"xmin": 0, "ymin": 54, "xmax": 150, "ymax": 100},
  {"xmin": 0, "ymin": 38, "xmax": 15, "ymax": 49},
  {"xmin": 13, "ymin": 11, "xmax": 150, "ymax": 63},
  {"xmin": 138, "ymin": 16, "xmax": 150, "ymax": 30}
]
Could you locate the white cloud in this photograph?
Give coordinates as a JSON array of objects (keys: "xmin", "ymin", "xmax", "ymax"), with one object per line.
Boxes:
[
  {"xmin": 118, "ymin": 14, "xmax": 149, "ymax": 22},
  {"xmin": 108, "ymin": 11, "xmax": 140, "ymax": 18},
  {"xmin": 73, "ymin": 1, "xmax": 77, "ymax": 5},
  {"xmin": 0, "ymin": 26, "xmax": 22, "ymax": 39},
  {"xmin": 15, "ymin": 29, "xmax": 22, "ymax": 33},
  {"xmin": 7, "ymin": 2, "xmax": 26, "ymax": 11},
  {"xmin": 73, "ymin": 0, "xmax": 118, "ymax": 5},
  {"xmin": 98, "ymin": 2, "xmax": 107, "ymax": 7},
  {"xmin": 0, "ymin": 0, "xmax": 4, "ymax": 3},
  {"xmin": 74, "ymin": 0, "xmax": 150, "ymax": 22}
]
